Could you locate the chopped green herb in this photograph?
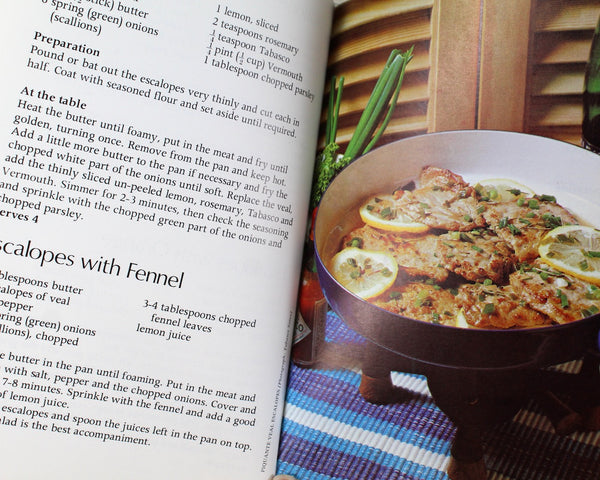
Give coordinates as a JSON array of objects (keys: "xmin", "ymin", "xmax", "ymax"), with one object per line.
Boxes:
[
  {"xmin": 380, "ymin": 207, "xmax": 392, "ymax": 218},
  {"xmin": 542, "ymin": 213, "xmax": 562, "ymax": 229},
  {"xmin": 508, "ymin": 224, "xmax": 522, "ymax": 235},
  {"xmin": 415, "ymin": 290, "xmax": 431, "ymax": 307},
  {"xmin": 347, "ymin": 237, "xmax": 363, "ymax": 248},
  {"xmin": 556, "ymin": 289, "xmax": 569, "ymax": 309},
  {"xmin": 586, "ymin": 285, "xmax": 600, "ymax": 300},
  {"xmin": 556, "ymin": 233, "xmax": 578, "ymax": 245},
  {"xmin": 482, "ymin": 303, "xmax": 495, "ymax": 315},
  {"xmin": 538, "ymin": 194, "xmax": 556, "ymax": 203}
]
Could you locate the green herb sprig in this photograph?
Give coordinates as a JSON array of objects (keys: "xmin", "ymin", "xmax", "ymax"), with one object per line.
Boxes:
[{"xmin": 311, "ymin": 47, "xmax": 414, "ymax": 209}]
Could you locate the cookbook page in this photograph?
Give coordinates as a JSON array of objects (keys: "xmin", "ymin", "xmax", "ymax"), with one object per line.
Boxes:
[
  {"xmin": 282, "ymin": 2, "xmax": 600, "ymax": 480},
  {"xmin": 0, "ymin": 0, "xmax": 332, "ymax": 478}
]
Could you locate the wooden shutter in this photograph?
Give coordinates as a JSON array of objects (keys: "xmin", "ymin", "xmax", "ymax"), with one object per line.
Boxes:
[
  {"xmin": 325, "ymin": 0, "xmax": 600, "ymax": 151},
  {"xmin": 523, "ymin": 0, "xmax": 600, "ymax": 145},
  {"xmin": 324, "ymin": 0, "xmax": 435, "ymax": 151}
]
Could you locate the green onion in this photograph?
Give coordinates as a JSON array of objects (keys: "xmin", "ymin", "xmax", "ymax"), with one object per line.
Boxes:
[
  {"xmin": 347, "ymin": 237, "xmax": 363, "ymax": 248},
  {"xmin": 311, "ymin": 49, "xmax": 413, "ymax": 208},
  {"xmin": 556, "ymin": 289, "xmax": 569, "ymax": 309},
  {"xmin": 542, "ymin": 213, "xmax": 562, "ymax": 229},
  {"xmin": 415, "ymin": 290, "xmax": 431, "ymax": 307},
  {"xmin": 345, "ymin": 48, "xmax": 414, "ymax": 160},
  {"xmin": 508, "ymin": 224, "xmax": 522, "ymax": 235},
  {"xmin": 586, "ymin": 285, "xmax": 600, "ymax": 300},
  {"xmin": 582, "ymin": 306, "xmax": 600, "ymax": 317},
  {"xmin": 557, "ymin": 233, "xmax": 577, "ymax": 244},
  {"xmin": 482, "ymin": 303, "xmax": 495, "ymax": 315},
  {"xmin": 380, "ymin": 207, "xmax": 392, "ymax": 218}
]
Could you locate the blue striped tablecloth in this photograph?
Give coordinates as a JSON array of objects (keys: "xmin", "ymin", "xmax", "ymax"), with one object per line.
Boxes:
[{"xmin": 276, "ymin": 312, "xmax": 600, "ymax": 480}]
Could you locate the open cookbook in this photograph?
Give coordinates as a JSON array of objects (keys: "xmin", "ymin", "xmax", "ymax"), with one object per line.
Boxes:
[{"xmin": 1, "ymin": 1, "xmax": 599, "ymax": 480}]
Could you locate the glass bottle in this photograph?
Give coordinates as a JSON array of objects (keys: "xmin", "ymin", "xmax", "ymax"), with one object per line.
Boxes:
[
  {"xmin": 582, "ymin": 15, "xmax": 600, "ymax": 153},
  {"xmin": 291, "ymin": 251, "xmax": 327, "ymax": 367}
]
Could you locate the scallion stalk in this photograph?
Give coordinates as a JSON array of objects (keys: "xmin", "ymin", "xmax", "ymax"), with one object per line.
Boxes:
[
  {"xmin": 345, "ymin": 47, "xmax": 413, "ymax": 160},
  {"xmin": 311, "ymin": 47, "xmax": 413, "ymax": 208}
]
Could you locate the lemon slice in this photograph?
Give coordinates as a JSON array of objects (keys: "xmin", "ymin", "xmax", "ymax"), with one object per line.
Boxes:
[
  {"xmin": 330, "ymin": 247, "xmax": 398, "ymax": 299},
  {"xmin": 476, "ymin": 178, "xmax": 535, "ymax": 202},
  {"xmin": 455, "ymin": 309, "xmax": 471, "ymax": 329},
  {"xmin": 538, "ymin": 225, "xmax": 600, "ymax": 285},
  {"xmin": 359, "ymin": 194, "xmax": 429, "ymax": 233}
]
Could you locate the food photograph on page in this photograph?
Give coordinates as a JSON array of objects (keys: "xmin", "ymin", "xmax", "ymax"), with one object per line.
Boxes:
[{"xmin": 279, "ymin": 1, "xmax": 600, "ymax": 480}]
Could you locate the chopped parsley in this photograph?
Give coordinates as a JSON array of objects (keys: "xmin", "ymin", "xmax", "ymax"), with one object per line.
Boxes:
[{"xmin": 482, "ymin": 303, "xmax": 496, "ymax": 315}]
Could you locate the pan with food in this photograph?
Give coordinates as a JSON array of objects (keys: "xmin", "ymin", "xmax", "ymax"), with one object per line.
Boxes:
[{"xmin": 314, "ymin": 130, "xmax": 600, "ymax": 370}]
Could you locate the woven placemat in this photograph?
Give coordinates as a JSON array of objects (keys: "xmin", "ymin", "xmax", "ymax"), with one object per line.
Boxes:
[{"xmin": 277, "ymin": 313, "xmax": 600, "ymax": 480}]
